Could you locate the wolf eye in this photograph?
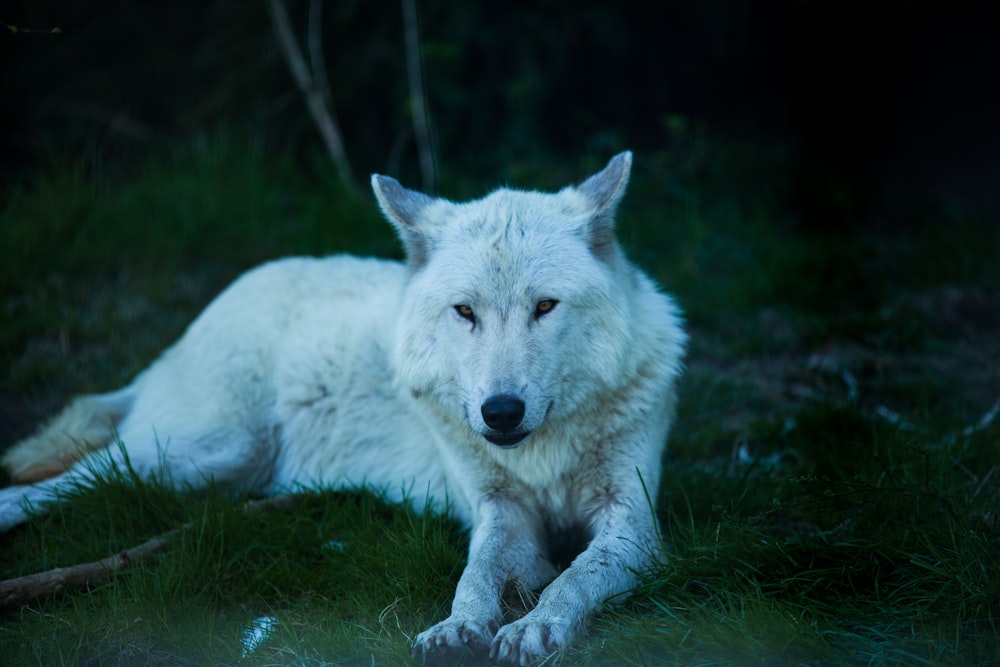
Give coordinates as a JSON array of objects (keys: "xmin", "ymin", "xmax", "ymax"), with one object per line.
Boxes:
[
  {"xmin": 454, "ymin": 304, "xmax": 475, "ymax": 322},
  {"xmin": 534, "ymin": 299, "xmax": 558, "ymax": 318}
]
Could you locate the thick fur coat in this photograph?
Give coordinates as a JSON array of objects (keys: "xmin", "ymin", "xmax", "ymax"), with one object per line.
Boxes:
[{"xmin": 0, "ymin": 152, "xmax": 686, "ymax": 664}]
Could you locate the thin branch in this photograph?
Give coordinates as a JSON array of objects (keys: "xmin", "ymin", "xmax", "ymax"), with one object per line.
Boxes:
[
  {"xmin": 0, "ymin": 495, "xmax": 298, "ymax": 606},
  {"xmin": 401, "ymin": 0, "xmax": 436, "ymax": 191},
  {"xmin": 266, "ymin": 0, "xmax": 354, "ymax": 187},
  {"xmin": 0, "ymin": 529, "xmax": 179, "ymax": 605},
  {"xmin": 307, "ymin": 0, "xmax": 333, "ymax": 109}
]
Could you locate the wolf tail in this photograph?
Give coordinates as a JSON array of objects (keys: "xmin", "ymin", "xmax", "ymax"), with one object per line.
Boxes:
[{"xmin": 2, "ymin": 388, "xmax": 135, "ymax": 484}]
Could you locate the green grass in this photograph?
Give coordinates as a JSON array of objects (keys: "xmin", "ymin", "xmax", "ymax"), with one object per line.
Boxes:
[{"xmin": 1, "ymin": 134, "xmax": 999, "ymax": 665}]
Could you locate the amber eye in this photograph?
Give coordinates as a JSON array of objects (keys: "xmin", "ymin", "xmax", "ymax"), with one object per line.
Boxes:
[
  {"xmin": 535, "ymin": 299, "xmax": 558, "ymax": 318},
  {"xmin": 455, "ymin": 304, "xmax": 475, "ymax": 322}
]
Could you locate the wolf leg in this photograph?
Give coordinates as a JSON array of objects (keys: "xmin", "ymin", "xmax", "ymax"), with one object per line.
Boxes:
[
  {"xmin": 0, "ymin": 421, "xmax": 276, "ymax": 533},
  {"xmin": 490, "ymin": 499, "xmax": 660, "ymax": 664},
  {"xmin": 413, "ymin": 498, "xmax": 558, "ymax": 664},
  {"xmin": 0, "ymin": 478, "xmax": 65, "ymax": 531}
]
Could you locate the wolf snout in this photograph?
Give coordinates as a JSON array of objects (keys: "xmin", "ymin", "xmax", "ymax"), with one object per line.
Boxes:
[
  {"xmin": 481, "ymin": 394, "xmax": 525, "ymax": 432},
  {"xmin": 481, "ymin": 394, "xmax": 530, "ymax": 447}
]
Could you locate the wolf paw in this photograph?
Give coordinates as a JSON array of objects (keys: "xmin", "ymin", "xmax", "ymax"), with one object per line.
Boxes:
[
  {"xmin": 412, "ymin": 617, "xmax": 498, "ymax": 666},
  {"xmin": 0, "ymin": 486, "xmax": 31, "ymax": 533},
  {"xmin": 490, "ymin": 617, "xmax": 572, "ymax": 665}
]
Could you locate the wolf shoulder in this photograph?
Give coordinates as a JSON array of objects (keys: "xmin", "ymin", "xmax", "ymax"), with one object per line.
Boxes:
[
  {"xmin": 132, "ymin": 255, "xmax": 407, "ymax": 411},
  {"xmin": 629, "ymin": 264, "xmax": 687, "ymax": 376},
  {"xmin": 204, "ymin": 255, "xmax": 406, "ymax": 318},
  {"xmin": 174, "ymin": 255, "xmax": 407, "ymax": 345}
]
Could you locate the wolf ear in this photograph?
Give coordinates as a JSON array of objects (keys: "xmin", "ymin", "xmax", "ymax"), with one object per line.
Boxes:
[
  {"xmin": 371, "ymin": 174, "xmax": 435, "ymax": 268},
  {"xmin": 578, "ymin": 151, "xmax": 632, "ymax": 216},
  {"xmin": 576, "ymin": 151, "xmax": 632, "ymax": 260}
]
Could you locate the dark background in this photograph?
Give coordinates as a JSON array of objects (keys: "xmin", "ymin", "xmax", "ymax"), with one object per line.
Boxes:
[{"xmin": 2, "ymin": 0, "xmax": 998, "ymax": 224}]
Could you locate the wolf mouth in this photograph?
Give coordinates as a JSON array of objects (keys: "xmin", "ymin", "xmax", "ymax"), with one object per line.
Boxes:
[{"xmin": 483, "ymin": 431, "xmax": 531, "ymax": 447}]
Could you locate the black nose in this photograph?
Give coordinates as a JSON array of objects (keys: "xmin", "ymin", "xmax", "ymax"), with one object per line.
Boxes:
[{"xmin": 481, "ymin": 395, "xmax": 526, "ymax": 433}]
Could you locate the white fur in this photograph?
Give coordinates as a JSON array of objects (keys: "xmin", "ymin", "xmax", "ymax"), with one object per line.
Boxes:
[{"xmin": 0, "ymin": 152, "xmax": 686, "ymax": 665}]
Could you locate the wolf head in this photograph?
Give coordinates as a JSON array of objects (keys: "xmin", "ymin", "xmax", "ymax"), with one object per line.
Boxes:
[{"xmin": 371, "ymin": 153, "xmax": 637, "ymax": 448}]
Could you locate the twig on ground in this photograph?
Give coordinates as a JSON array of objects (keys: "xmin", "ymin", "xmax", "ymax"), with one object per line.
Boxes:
[
  {"xmin": 0, "ymin": 528, "xmax": 179, "ymax": 605},
  {"xmin": 0, "ymin": 494, "xmax": 299, "ymax": 606}
]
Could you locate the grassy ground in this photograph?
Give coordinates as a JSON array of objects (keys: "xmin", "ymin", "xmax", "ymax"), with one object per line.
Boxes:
[{"xmin": 1, "ymin": 134, "xmax": 998, "ymax": 665}]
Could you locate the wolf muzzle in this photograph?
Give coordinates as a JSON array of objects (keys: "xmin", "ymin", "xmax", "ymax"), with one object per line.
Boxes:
[{"xmin": 481, "ymin": 394, "xmax": 530, "ymax": 447}]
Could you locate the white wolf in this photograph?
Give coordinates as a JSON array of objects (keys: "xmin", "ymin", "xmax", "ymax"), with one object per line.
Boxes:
[{"xmin": 0, "ymin": 152, "xmax": 686, "ymax": 664}]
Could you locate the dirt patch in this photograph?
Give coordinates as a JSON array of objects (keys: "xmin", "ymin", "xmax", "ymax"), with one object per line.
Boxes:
[{"xmin": 683, "ymin": 287, "xmax": 1000, "ymax": 446}]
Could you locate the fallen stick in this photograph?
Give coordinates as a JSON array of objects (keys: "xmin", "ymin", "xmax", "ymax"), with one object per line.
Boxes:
[
  {"xmin": 0, "ymin": 494, "xmax": 298, "ymax": 606},
  {"xmin": 0, "ymin": 529, "xmax": 179, "ymax": 605}
]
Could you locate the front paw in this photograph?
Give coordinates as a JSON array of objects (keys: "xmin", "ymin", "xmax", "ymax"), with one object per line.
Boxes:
[
  {"xmin": 413, "ymin": 617, "xmax": 498, "ymax": 666},
  {"xmin": 490, "ymin": 616, "xmax": 573, "ymax": 665}
]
